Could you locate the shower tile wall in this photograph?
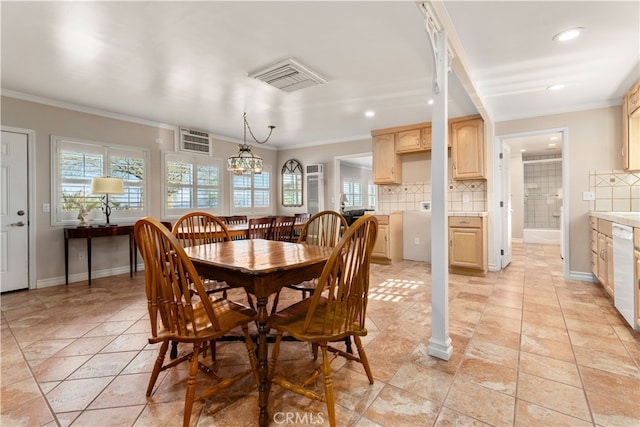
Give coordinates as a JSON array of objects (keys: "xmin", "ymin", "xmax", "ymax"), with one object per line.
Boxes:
[
  {"xmin": 377, "ymin": 180, "xmax": 487, "ymax": 212},
  {"xmin": 523, "ymin": 155, "xmax": 562, "ymax": 229},
  {"xmin": 589, "ymin": 170, "xmax": 640, "ymax": 211}
]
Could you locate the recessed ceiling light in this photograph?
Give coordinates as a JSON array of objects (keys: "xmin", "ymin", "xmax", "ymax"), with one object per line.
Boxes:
[
  {"xmin": 548, "ymin": 143, "xmax": 556, "ymax": 147},
  {"xmin": 550, "ymin": 136, "xmax": 559, "ymax": 141},
  {"xmin": 552, "ymin": 27, "xmax": 583, "ymax": 42},
  {"xmin": 364, "ymin": 111, "xmax": 375, "ymax": 118},
  {"xmin": 427, "ymin": 99, "xmax": 434, "ymax": 105},
  {"xmin": 520, "ymin": 149, "xmax": 527, "ymax": 152},
  {"xmin": 547, "ymin": 84, "xmax": 565, "ymax": 91}
]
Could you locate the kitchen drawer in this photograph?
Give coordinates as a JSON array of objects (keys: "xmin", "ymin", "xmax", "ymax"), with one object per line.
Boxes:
[
  {"xmin": 590, "ymin": 216, "xmax": 598, "ymax": 230},
  {"xmin": 449, "ymin": 216, "xmax": 482, "ymax": 228},
  {"xmin": 591, "ymin": 229, "xmax": 598, "ymax": 252},
  {"xmin": 598, "ymin": 219, "xmax": 612, "ymax": 238},
  {"xmin": 635, "ymin": 228, "xmax": 640, "ymax": 250},
  {"xmin": 375, "ymin": 215, "xmax": 389, "ymax": 225}
]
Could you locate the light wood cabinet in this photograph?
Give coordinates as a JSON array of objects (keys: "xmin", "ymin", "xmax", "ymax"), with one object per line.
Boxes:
[
  {"xmin": 372, "ymin": 133, "xmax": 401, "ymax": 184},
  {"xmin": 448, "ymin": 215, "xmax": 487, "ymax": 276},
  {"xmin": 450, "ymin": 117, "xmax": 485, "ymax": 180},
  {"xmin": 371, "ymin": 213, "xmax": 403, "ymax": 264},
  {"xmin": 592, "ymin": 218, "xmax": 614, "ymax": 297},
  {"xmin": 635, "ymin": 249, "xmax": 640, "ymax": 329},
  {"xmin": 622, "ymin": 80, "xmax": 640, "ymax": 171},
  {"xmin": 395, "ymin": 127, "xmax": 431, "ymax": 154}
]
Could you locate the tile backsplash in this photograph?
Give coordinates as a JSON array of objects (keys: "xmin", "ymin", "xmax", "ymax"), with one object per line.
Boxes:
[
  {"xmin": 377, "ymin": 180, "xmax": 487, "ymax": 212},
  {"xmin": 589, "ymin": 170, "xmax": 640, "ymax": 212}
]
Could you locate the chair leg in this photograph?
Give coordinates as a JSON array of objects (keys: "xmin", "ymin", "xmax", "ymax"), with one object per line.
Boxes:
[
  {"xmin": 245, "ymin": 289, "xmax": 256, "ymax": 311},
  {"xmin": 147, "ymin": 340, "xmax": 169, "ymax": 397},
  {"xmin": 170, "ymin": 341, "xmax": 179, "ymax": 359},
  {"xmin": 270, "ymin": 291, "xmax": 281, "ymax": 316},
  {"xmin": 268, "ymin": 332, "xmax": 284, "ymax": 383},
  {"xmin": 320, "ymin": 345, "xmax": 336, "ymax": 427},
  {"xmin": 311, "ymin": 343, "xmax": 319, "ymax": 360},
  {"xmin": 209, "ymin": 340, "xmax": 217, "ymax": 363},
  {"xmin": 183, "ymin": 343, "xmax": 202, "ymax": 427},
  {"xmin": 353, "ymin": 336, "xmax": 374, "ymax": 384},
  {"xmin": 344, "ymin": 336, "xmax": 353, "ymax": 354},
  {"xmin": 241, "ymin": 324, "xmax": 259, "ymax": 384}
]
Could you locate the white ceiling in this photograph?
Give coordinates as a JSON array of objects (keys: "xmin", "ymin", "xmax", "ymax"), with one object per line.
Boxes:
[{"xmin": 2, "ymin": 1, "xmax": 638, "ymax": 150}]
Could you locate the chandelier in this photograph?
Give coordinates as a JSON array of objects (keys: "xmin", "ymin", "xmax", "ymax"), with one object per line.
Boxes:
[{"xmin": 227, "ymin": 112, "xmax": 276, "ymax": 175}]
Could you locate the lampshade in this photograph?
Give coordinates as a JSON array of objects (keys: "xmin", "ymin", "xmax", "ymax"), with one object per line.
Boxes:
[
  {"xmin": 227, "ymin": 144, "xmax": 264, "ymax": 175},
  {"xmin": 340, "ymin": 193, "xmax": 349, "ymax": 204},
  {"xmin": 227, "ymin": 112, "xmax": 274, "ymax": 175},
  {"xmin": 91, "ymin": 177, "xmax": 124, "ymax": 194}
]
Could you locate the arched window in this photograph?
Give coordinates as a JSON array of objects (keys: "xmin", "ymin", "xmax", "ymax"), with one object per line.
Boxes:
[{"xmin": 281, "ymin": 159, "xmax": 303, "ymax": 207}]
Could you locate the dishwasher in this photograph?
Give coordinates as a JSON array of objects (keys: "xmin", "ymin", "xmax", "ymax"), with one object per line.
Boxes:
[{"xmin": 613, "ymin": 223, "xmax": 635, "ymax": 329}]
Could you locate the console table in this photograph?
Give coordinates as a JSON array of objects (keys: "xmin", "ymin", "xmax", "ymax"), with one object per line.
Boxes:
[{"xmin": 64, "ymin": 225, "xmax": 137, "ymax": 286}]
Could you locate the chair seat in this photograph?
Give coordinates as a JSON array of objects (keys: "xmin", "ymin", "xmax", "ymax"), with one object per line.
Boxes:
[
  {"xmin": 150, "ymin": 297, "xmax": 256, "ymax": 344},
  {"xmin": 268, "ymin": 297, "xmax": 367, "ymax": 343}
]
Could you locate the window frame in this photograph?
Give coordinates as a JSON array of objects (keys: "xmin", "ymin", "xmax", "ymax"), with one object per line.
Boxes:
[
  {"xmin": 230, "ymin": 165, "xmax": 273, "ymax": 215},
  {"xmin": 162, "ymin": 152, "xmax": 224, "ymax": 219},
  {"xmin": 342, "ymin": 180, "xmax": 363, "ymax": 208},
  {"xmin": 50, "ymin": 135, "xmax": 149, "ymax": 226},
  {"xmin": 281, "ymin": 159, "xmax": 303, "ymax": 207}
]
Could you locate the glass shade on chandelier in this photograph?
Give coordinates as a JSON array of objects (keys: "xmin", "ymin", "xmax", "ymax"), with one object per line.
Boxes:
[
  {"xmin": 227, "ymin": 144, "xmax": 264, "ymax": 175},
  {"xmin": 227, "ymin": 112, "xmax": 275, "ymax": 175}
]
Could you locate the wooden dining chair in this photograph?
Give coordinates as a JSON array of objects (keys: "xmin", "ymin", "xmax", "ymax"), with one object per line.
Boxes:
[
  {"xmin": 134, "ymin": 217, "xmax": 258, "ymax": 427},
  {"xmin": 269, "ymin": 215, "xmax": 295, "ymax": 242},
  {"xmin": 267, "ymin": 215, "xmax": 378, "ymax": 427},
  {"xmin": 223, "ymin": 215, "xmax": 248, "ymax": 225},
  {"xmin": 291, "ymin": 212, "xmax": 310, "ymax": 242},
  {"xmin": 247, "ymin": 216, "xmax": 274, "ymax": 239},
  {"xmin": 288, "ymin": 210, "xmax": 348, "ymax": 298},
  {"xmin": 172, "ymin": 212, "xmax": 232, "ymax": 298}
]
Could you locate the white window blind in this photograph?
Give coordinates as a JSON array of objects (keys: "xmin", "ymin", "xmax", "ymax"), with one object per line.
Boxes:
[
  {"xmin": 51, "ymin": 136, "xmax": 148, "ymax": 226},
  {"xmin": 164, "ymin": 153, "xmax": 222, "ymax": 216}
]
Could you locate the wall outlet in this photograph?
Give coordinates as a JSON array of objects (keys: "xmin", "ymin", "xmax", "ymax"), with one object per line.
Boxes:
[
  {"xmin": 582, "ymin": 191, "xmax": 595, "ymax": 201},
  {"xmin": 463, "ymin": 195, "xmax": 470, "ymax": 203},
  {"xmin": 79, "ymin": 251, "xmax": 86, "ymax": 260},
  {"xmin": 414, "ymin": 237, "xmax": 420, "ymax": 245},
  {"xmin": 42, "ymin": 203, "xmax": 50, "ymax": 212}
]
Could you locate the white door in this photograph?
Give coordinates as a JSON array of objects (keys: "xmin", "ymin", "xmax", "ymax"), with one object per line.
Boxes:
[
  {"xmin": 501, "ymin": 141, "xmax": 513, "ymax": 268},
  {"xmin": 1, "ymin": 131, "xmax": 29, "ymax": 292}
]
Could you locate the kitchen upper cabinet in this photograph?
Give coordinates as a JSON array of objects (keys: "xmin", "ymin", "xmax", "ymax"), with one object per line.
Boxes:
[
  {"xmin": 622, "ymin": 80, "xmax": 640, "ymax": 171},
  {"xmin": 395, "ymin": 127, "xmax": 431, "ymax": 154},
  {"xmin": 451, "ymin": 117, "xmax": 485, "ymax": 180},
  {"xmin": 372, "ymin": 133, "xmax": 401, "ymax": 184}
]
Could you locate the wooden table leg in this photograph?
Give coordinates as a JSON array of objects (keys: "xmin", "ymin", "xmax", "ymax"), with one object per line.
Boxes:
[
  {"xmin": 256, "ymin": 294, "xmax": 269, "ymax": 427},
  {"xmin": 86, "ymin": 236, "xmax": 92, "ymax": 286},
  {"xmin": 64, "ymin": 235, "xmax": 69, "ymax": 285}
]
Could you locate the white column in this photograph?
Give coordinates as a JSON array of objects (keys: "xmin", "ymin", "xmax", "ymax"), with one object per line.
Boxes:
[{"xmin": 427, "ymin": 13, "xmax": 452, "ymax": 361}]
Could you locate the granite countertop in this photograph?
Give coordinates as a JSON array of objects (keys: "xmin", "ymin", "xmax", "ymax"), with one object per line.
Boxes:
[{"xmin": 589, "ymin": 211, "xmax": 640, "ymax": 228}]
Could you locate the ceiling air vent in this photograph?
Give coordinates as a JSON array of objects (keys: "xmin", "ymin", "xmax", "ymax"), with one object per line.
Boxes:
[
  {"xmin": 249, "ymin": 58, "xmax": 327, "ymax": 92},
  {"xmin": 179, "ymin": 127, "xmax": 212, "ymax": 155}
]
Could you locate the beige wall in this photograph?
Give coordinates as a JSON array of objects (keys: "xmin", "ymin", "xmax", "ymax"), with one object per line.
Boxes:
[
  {"xmin": 496, "ymin": 106, "xmax": 622, "ymax": 275},
  {"xmin": 1, "ymin": 96, "xmax": 277, "ymax": 285},
  {"xmin": 275, "ymin": 140, "xmax": 372, "ymax": 216}
]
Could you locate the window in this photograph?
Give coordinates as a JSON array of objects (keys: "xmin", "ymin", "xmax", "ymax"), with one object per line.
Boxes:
[
  {"xmin": 368, "ymin": 183, "xmax": 377, "ymax": 209},
  {"xmin": 281, "ymin": 159, "xmax": 303, "ymax": 207},
  {"xmin": 164, "ymin": 153, "xmax": 222, "ymax": 217},
  {"xmin": 51, "ymin": 136, "xmax": 148, "ymax": 226},
  {"xmin": 232, "ymin": 168, "xmax": 271, "ymax": 214},
  {"xmin": 342, "ymin": 180, "xmax": 363, "ymax": 207}
]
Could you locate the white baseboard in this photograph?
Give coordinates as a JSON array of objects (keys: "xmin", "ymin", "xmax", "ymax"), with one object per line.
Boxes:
[
  {"xmin": 568, "ymin": 271, "xmax": 597, "ymax": 283},
  {"xmin": 35, "ymin": 264, "xmax": 145, "ymax": 289}
]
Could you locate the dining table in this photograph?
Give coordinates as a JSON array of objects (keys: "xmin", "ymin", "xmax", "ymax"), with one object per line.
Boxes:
[{"xmin": 184, "ymin": 238, "xmax": 333, "ymax": 427}]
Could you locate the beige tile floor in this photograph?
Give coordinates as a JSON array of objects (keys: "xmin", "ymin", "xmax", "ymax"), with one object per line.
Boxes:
[{"xmin": 2, "ymin": 241, "xmax": 639, "ymax": 426}]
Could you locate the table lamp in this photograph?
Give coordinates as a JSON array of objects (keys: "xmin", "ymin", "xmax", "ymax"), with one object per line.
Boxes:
[
  {"xmin": 91, "ymin": 177, "xmax": 124, "ymax": 226},
  {"xmin": 340, "ymin": 193, "xmax": 349, "ymax": 213}
]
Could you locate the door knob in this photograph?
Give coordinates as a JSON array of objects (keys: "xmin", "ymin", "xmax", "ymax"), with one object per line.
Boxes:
[
  {"xmin": 17, "ymin": 210, "xmax": 25, "ymax": 216},
  {"xmin": 10, "ymin": 221, "xmax": 25, "ymax": 227}
]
